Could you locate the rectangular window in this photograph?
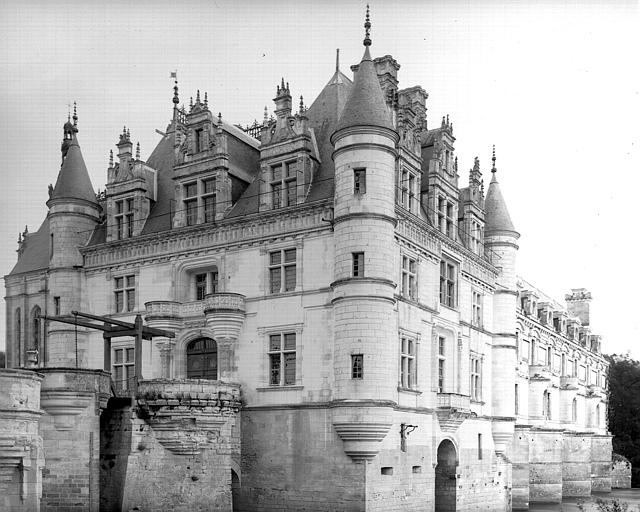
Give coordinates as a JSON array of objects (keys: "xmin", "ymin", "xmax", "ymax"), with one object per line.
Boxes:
[
  {"xmin": 354, "ymin": 168, "xmax": 366, "ymax": 194},
  {"xmin": 352, "ymin": 252, "xmax": 364, "ymax": 277},
  {"xmin": 478, "ymin": 433, "xmax": 483, "ymax": 460},
  {"xmin": 269, "ymin": 249, "xmax": 296, "ymax": 294},
  {"xmin": 268, "ymin": 333, "xmax": 296, "ymax": 386},
  {"xmin": 401, "ymin": 256, "xmax": 417, "ymax": 300},
  {"xmin": 115, "ymin": 198, "xmax": 134, "ymax": 239},
  {"xmin": 54, "ymin": 296, "xmax": 60, "ymax": 316},
  {"xmin": 114, "ymin": 275, "xmax": 135, "ymax": 313},
  {"xmin": 470, "ymin": 356, "xmax": 481, "ymax": 401},
  {"xmin": 195, "ymin": 273, "xmax": 207, "ymax": 300},
  {"xmin": 113, "ymin": 347, "xmax": 135, "ymax": 392},
  {"xmin": 472, "ymin": 291, "xmax": 482, "ymax": 327},
  {"xmin": 438, "ymin": 197, "xmax": 455, "ymax": 237},
  {"xmin": 522, "ymin": 340, "xmax": 530, "ymax": 362},
  {"xmin": 195, "ymin": 128, "xmax": 204, "ymax": 153},
  {"xmin": 202, "ymin": 178, "xmax": 216, "ymax": 223},
  {"xmin": 351, "ymin": 354, "xmax": 363, "ymax": 379},
  {"xmin": 439, "ymin": 259, "xmax": 457, "ymax": 308},
  {"xmin": 400, "ymin": 337, "xmax": 417, "ymax": 389},
  {"xmin": 515, "ymin": 383, "xmax": 519, "ymax": 415},
  {"xmin": 438, "ymin": 336, "xmax": 446, "ymax": 393},
  {"xmin": 271, "ymin": 162, "xmax": 297, "ymax": 208},
  {"xmin": 184, "ymin": 183, "xmax": 198, "ymax": 226}
]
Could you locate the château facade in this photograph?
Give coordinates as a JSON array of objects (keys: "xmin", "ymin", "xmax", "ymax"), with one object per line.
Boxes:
[{"xmin": 2, "ymin": 11, "xmax": 610, "ymax": 512}]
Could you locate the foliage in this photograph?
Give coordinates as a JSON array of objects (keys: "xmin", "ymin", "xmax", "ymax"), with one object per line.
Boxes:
[{"xmin": 606, "ymin": 354, "xmax": 640, "ymax": 487}]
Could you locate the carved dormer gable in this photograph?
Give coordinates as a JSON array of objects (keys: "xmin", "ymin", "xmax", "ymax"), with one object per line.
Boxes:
[
  {"xmin": 458, "ymin": 157, "xmax": 486, "ymax": 255},
  {"xmin": 519, "ymin": 289, "xmax": 539, "ymax": 317},
  {"xmin": 397, "ymin": 86, "xmax": 427, "ymax": 157},
  {"xmin": 258, "ymin": 81, "xmax": 320, "ymax": 212},
  {"xmin": 106, "ymin": 133, "xmax": 158, "ymax": 241},
  {"xmin": 420, "ymin": 120, "xmax": 459, "ymax": 240}
]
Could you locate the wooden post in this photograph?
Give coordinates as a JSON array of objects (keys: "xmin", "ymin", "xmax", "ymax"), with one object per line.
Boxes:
[
  {"xmin": 103, "ymin": 327, "xmax": 111, "ymax": 374},
  {"xmin": 134, "ymin": 314, "xmax": 143, "ymax": 395}
]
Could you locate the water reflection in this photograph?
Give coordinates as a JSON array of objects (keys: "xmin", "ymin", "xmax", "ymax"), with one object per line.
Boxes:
[{"xmin": 528, "ymin": 490, "xmax": 640, "ymax": 511}]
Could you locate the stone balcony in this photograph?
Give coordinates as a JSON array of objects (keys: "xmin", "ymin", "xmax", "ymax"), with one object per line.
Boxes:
[
  {"xmin": 436, "ymin": 393, "xmax": 471, "ymax": 433},
  {"xmin": 136, "ymin": 379, "xmax": 242, "ymax": 456},
  {"xmin": 529, "ymin": 364, "xmax": 553, "ymax": 380},
  {"xmin": 561, "ymin": 376, "xmax": 579, "ymax": 389},
  {"xmin": 437, "ymin": 393, "xmax": 471, "ymax": 411}
]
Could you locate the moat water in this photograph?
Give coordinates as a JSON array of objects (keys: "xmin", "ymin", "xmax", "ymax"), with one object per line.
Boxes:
[{"xmin": 529, "ymin": 489, "xmax": 640, "ymax": 511}]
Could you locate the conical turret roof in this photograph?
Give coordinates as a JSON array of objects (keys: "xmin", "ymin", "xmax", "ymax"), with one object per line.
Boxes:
[
  {"xmin": 333, "ymin": 47, "xmax": 393, "ymax": 134},
  {"xmin": 50, "ymin": 135, "xmax": 97, "ymax": 204},
  {"xmin": 484, "ymin": 172, "xmax": 518, "ymax": 237}
]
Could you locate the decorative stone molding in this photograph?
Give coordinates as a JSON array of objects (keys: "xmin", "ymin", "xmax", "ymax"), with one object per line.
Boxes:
[
  {"xmin": 137, "ymin": 379, "xmax": 242, "ymax": 456},
  {"xmin": 332, "ymin": 422, "xmax": 392, "ymax": 462},
  {"xmin": 436, "ymin": 393, "xmax": 471, "ymax": 433},
  {"xmin": 491, "ymin": 419, "xmax": 515, "ymax": 455},
  {"xmin": 40, "ymin": 390, "xmax": 93, "ymax": 430},
  {"xmin": 204, "ymin": 293, "xmax": 246, "ymax": 340}
]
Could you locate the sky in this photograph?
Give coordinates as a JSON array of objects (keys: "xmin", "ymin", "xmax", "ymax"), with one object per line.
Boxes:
[{"xmin": 0, "ymin": 0, "xmax": 638, "ymax": 358}]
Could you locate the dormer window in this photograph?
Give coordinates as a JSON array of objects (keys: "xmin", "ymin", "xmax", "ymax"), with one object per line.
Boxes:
[
  {"xmin": 271, "ymin": 161, "xmax": 297, "ymax": 208},
  {"xmin": 115, "ymin": 198, "xmax": 134, "ymax": 239},
  {"xmin": 437, "ymin": 197, "xmax": 455, "ymax": 238},
  {"xmin": 399, "ymin": 169, "xmax": 417, "ymax": 212},
  {"xmin": 182, "ymin": 178, "xmax": 217, "ymax": 226},
  {"xmin": 195, "ymin": 128, "xmax": 205, "ymax": 153}
]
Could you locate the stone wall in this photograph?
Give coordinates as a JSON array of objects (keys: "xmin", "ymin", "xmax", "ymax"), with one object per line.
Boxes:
[
  {"xmin": 611, "ymin": 454, "xmax": 632, "ymax": 489},
  {"xmin": 101, "ymin": 379, "xmax": 241, "ymax": 512},
  {"xmin": 0, "ymin": 369, "xmax": 44, "ymax": 512},
  {"xmin": 38, "ymin": 368, "xmax": 110, "ymax": 512}
]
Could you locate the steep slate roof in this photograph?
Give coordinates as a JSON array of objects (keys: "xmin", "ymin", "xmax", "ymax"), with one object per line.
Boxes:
[
  {"xmin": 8, "ymin": 217, "xmax": 50, "ymax": 275},
  {"xmin": 304, "ymin": 68, "xmax": 353, "ymax": 202},
  {"xmin": 333, "ymin": 47, "xmax": 392, "ymax": 134},
  {"xmin": 50, "ymin": 136, "xmax": 97, "ymax": 204},
  {"xmin": 484, "ymin": 171, "xmax": 518, "ymax": 236}
]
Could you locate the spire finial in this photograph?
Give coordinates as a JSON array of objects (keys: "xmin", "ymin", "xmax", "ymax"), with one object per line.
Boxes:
[
  {"xmin": 109, "ymin": 149, "xmax": 113, "ymax": 167},
  {"xmin": 363, "ymin": 4, "xmax": 371, "ymax": 47},
  {"xmin": 263, "ymin": 106, "xmax": 268, "ymax": 125},
  {"xmin": 204, "ymin": 91, "xmax": 208, "ymax": 108},
  {"xmin": 336, "ymin": 48, "xmax": 340, "ymax": 72},
  {"xmin": 171, "ymin": 71, "xmax": 179, "ymax": 106},
  {"xmin": 218, "ymin": 112, "xmax": 223, "ymax": 126},
  {"xmin": 299, "ymin": 95, "xmax": 304, "ymax": 114},
  {"xmin": 491, "ymin": 145, "xmax": 497, "ymax": 173},
  {"xmin": 136, "ymin": 142, "xmax": 140, "ymax": 160},
  {"xmin": 72, "ymin": 101, "xmax": 78, "ymax": 126}
]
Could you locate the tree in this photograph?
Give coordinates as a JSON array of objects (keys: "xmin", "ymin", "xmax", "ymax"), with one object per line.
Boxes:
[{"xmin": 606, "ymin": 353, "xmax": 640, "ymax": 487}]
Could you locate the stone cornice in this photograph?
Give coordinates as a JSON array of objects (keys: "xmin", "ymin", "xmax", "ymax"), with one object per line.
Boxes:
[
  {"xmin": 517, "ymin": 312, "xmax": 608, "ymax": 366},
  {"xmin": 81, "ymin": 200, "xmax": 333, "ymax": 269},
  {"xmin": 395, "ymin": 208, "xmax": 498, "ymax": 287}
]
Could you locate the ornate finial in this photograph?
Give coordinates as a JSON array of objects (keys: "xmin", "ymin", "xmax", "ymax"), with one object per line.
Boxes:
[
  {"xmin": 281, "ymin": 77, "xmax": 285, "ymax": 90},
  {"xmin": 23, "ymin": 225, "xmax": 28, "ymax": 236},
  {"xmin": 299, "ymin": 95, "xmax": 304, "ymax": 114},
  {"xmin": 72, "ymin": 102, "xmax": 78, "ymax": 126},
  {"xmin": 491, "ymin": 145, "xmax": 497, "ymax": 173},
  {"xmin": 196, "ymin": 90, "xmax": 201, "ymax": 104},
  {"xmin": 441, "ymin": 116, "xmax": 446, "ymax": 128},
  {"xmin": 336, "ymin": 48, "xmax": 340, "ymax": 72},
  {"xmin": 204, "ymin": 91, "xmax": 208, "ymax": 108},
  {"xmin": 363, "ymin": 4, "xmax": 371, "ymax": 47},
  {"xmin": 109, "ymin": 149, "xmax": 114, "ymax": 167},
  {"xmin": 263, "ymin": 106, "xmax": 269, "ymax": 125},
  {"xmin": 126, "ymin": 128, "xmax": 130, "ymax": 140},
  {"xmin": 48, "ymin": 183, "xmax": 53, "ymax": 198},
  {"xmin": 218, "ymin": 112, "xmax": 223, "ymax": 126},
  {"xmin": 190, "ymin": 96, "xmax": 193, "ymax": 109},
  {"xmin": 172, "ymin": 71, "xmax": 179, "ymax": 105},
  {"xmin": 286, "ymin": 82, "xmax": 290, "ymax": 94},
  {"xmin": 136, "ymin": 142, "xmax": 140, "ymax": 160}
]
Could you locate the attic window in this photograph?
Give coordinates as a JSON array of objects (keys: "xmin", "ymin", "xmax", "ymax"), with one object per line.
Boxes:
[
  {"xmin": 271, "ymin": 162, "xmax": 297, "ymax": 208},
  {"xmin": 115, "ymin": 198, "xmax": 134, "ymax": 239},
  {"xmin": 195, "ymin": 128, "xmax": 205, "ymax": 153}
]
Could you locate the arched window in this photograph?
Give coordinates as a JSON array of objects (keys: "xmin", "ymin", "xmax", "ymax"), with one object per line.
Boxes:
[
  {"xmin": 186, "ymin": 338, "xmax": 217, "ymax": 379},
  {"xmin": 572, "ymin": 398, "xmax": 578, "ymax": 423}
]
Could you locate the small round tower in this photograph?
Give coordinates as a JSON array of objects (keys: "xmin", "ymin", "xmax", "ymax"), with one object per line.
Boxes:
[
  {"xmin": 46, "ymin": 106, "xmax": 101, "ymax": 366},
  {"xmin": 484, "ymin": 148, "xmax": 520, "ymax": 454},
  {"xmin": 330, "ymin": 9, "xmax": 399, "ymax": 402}
]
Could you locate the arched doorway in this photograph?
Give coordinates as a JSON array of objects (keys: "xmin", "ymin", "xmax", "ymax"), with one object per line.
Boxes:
[
  {"xmin": 186, "ymin": 338, "xmax": 217, "ymax": 379},
  {"xmin": 231, "ymin": 469, "xmax": 240, "ymax": 511},
  {"xmin": 435, "ymin": 439, "xmax": 457, "ymax": 511}
]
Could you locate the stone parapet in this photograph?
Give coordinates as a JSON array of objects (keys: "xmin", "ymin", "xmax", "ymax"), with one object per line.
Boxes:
[
  {"xmin": 136, "ymin": 379, "xmax": 241, "ymax": 455},
  {"xmin": 0, "ymin": 369, "xmax": 44, "ymax": 512}
]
